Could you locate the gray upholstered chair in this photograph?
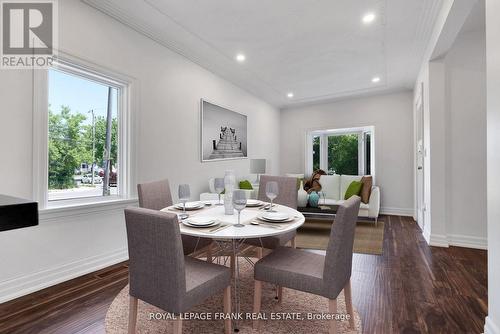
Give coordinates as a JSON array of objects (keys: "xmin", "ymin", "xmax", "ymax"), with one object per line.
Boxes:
[
  {"xmin": 137, "ymin": 179, "xmax": 213, "ymax": 260},
  {"xmin": 125, "ymin": 207, "xmax": 232, "ymax": 334},
  {"xmin": 252, "ymin": 196, "xmax": 361, "ymax": 334},
  {"xmin": 245, "ymin": 175, "xmax": 298, "ymax": 256}
]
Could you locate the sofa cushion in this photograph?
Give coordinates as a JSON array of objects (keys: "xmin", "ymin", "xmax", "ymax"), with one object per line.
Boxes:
[
  {"xmin": 239, "ymin": 180, "xmax": 253, "ymax": 190},
  {"xmin": 318, "ymin": 174, "xmax": 340, "ymax": 200},
  {"xmin": 344, "ymin": 181, "xmax": 363, "ymax": 200},
  {"xmin": 323, "ymin": 198, "xmax": 369, "ymax": 210},
  {"xmin": 360, "ymin": 176, "xmax": 373, "ymax": 204},
  {"xmin": 285, "ymin": 173, "xmax": 305, "ymax": 179},
  {"xmin": 340, "ymin": 175, "xmax": 362, "ymax": 199}
]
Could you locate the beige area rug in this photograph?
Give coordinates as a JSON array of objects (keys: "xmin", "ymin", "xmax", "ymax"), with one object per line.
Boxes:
[
  {"xmin": 105, "ymin": 259, "xmax": 362, "ymax": 333},
  {"xmin": 296, "ymin": 219, "xmax": 385, "ymax": 255}
]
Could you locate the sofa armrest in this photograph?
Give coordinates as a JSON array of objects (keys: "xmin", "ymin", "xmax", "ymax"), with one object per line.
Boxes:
[{"xmin": 368, "ymin": 186, "xmax": 380, "ymax": 218}]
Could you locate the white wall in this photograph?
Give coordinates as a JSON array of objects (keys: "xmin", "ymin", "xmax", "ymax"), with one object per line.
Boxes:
[
  {"xmin": 280, "ymin": 91, "xmax": 415, "ymax": 216},
  {"xmin": 0, "ymin": 0, "xmax": 280, "ymax": 302},
  {"xmin": 485, "ymin": 0, "xmax": 500, "ymax": 332},
  {"xmin": 444, "ymin": 27, "xmax": 487, "ymax": 246},
  {"xmin": 413, "ymin": 0, "xmax": 487, "ymax": 250}
]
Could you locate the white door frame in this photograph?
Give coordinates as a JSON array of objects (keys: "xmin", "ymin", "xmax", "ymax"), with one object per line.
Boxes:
[{"xmin": 415, "ymin": 85, "xmax": 425, "ymax": 230}]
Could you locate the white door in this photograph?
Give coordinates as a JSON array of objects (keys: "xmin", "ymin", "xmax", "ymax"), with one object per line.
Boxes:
[{"xmin": 416, "ymin": 96, "xmax": 425, "ymax": 230}]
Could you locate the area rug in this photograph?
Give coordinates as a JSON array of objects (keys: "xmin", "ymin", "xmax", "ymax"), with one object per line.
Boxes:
[
  {"xmin": 105, "ymin": 259, "xmax": 362, "ymax": 333},
  {"xmin": 296, "ymin": 219, "xmax": 385, "ymax": 255}
]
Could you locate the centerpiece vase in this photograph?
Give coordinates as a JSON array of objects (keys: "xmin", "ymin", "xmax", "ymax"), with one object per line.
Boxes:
[
  {"xmin": 224, "ymin": 170, "xmax": 236, "ymax": 215},
  {"xmin": 297, "ymin": 180, "xmax": 308, "ymax": 207}
]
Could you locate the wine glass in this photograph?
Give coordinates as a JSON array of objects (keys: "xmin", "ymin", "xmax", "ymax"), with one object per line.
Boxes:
[
  {"xmin": 214, "ymin": 178, "xmax": 224, "ymax": 205},
  {"xmin": 178, "ymin": 184, "xmax": 190, "ymax": 220},
  {"xmin": 233, "ymin": 190, "xmax": 247, "ymax": 228},
  {"xmin": 318, "ymin": 191, "xmax": 326, "ymax": 205},
  {"xmin": 265, "ymin": 181, "xmax": 279, "ymax": 212}
]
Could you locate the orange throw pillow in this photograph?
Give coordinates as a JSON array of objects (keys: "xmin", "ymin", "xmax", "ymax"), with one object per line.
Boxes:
[{"xmin": 360, "ymin": 176, "xmax": 373, "ymax": 204}]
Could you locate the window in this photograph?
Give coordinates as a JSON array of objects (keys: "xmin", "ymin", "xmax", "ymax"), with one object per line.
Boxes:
[
  {"xmin": 306, "ymin": 126, "xmax": 374, "ymax": 176},
  {"xmin": 327, "ymin": 133, "xmax": 359, "ymax": 175},
  {"xmin": 312, "ymin": 135, "xmax": 320, "ymax": 172},
  {"xmin": 33, "ymin": 57, "xmax": 131, "ymax": 207},
  {"xmin": 47, "ymin": 69, "xmax": 119, "ymax": 201}
]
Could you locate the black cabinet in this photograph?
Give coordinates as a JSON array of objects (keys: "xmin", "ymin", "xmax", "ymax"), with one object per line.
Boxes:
[{"xmin": 0, "ymin": 195, "xmax": 39, "ymax": 232}]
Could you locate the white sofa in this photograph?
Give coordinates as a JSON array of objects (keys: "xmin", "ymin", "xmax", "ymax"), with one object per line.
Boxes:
[{"xmin": 318, "ymin": 174, "xmax": 380, "ymax": 221}]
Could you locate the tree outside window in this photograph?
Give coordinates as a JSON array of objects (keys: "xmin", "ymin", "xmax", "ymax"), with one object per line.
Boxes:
[
  {"xmin": 327, "ymin": 134, "xmax": 359, "ymax": 175},
  {"xmin": 308, "ymin": 127, "xmax": 374, "ymax": 177},
  {"xmin": 48, "ymin": 69, "xmax": 119, "ymax": 200}
]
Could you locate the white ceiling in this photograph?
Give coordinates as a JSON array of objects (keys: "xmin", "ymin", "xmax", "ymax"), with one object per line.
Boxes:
[{"xmin": 83, "ymin": 0, "xmax": 444, "ymax": 108}]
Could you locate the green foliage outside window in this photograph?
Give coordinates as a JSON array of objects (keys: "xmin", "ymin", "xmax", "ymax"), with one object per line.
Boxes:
[
  {"xmin": 327, "ymin": 134, "xmax": 358, "ymax": 175},
  {"xmin": 48, "ymin": 105, "xmax": 117, "ymax": 189},
  {"xmin": 312, "ymin": 136, "xmax": 320, "ymax": 172}
]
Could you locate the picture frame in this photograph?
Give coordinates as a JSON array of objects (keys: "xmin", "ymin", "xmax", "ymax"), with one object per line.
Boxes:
[{"xmin": 200, "ymin": 99, "xmax": 248, "ymax": 162}]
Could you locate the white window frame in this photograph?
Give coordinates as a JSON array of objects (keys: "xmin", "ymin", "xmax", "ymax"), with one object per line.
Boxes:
[
  {"xmin": 33, "ymin": 54, "xmax": 134, "ymax": 209},
  {"xmin": 305, "ymin": 126, "xmax": 375, "ymax": 178}
]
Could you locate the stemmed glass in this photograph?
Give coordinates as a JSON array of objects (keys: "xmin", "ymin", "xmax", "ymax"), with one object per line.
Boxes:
[
  {"xmin": 265, "ymin": 181, "xmax": 279, "ymax": 212},
  {"xmin": 318, "ymin": 191, "xmax": 326, "ymax": 205},
  {"xmin": 214, "ymin": 178, "xmax": 225, "ymax": 205},
  {"xmin": 178, "ymin": 184, "xmax": 190, "ymax": 220},
  {"xmin": 233, "ymin": 190, "xmax": 247, "ymax": 228}
]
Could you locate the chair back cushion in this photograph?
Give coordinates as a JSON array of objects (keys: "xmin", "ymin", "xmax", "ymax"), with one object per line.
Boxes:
[
  {"xmin": 125, "ymin": 207, "xmax": 186, "ymax": 312},
  {"xmin": 137, "ymin": 179, "xmax": 173, "ymax": 210},
  {"xmin": 323, "ymin": 196, "xmax": 361, "ymax": 299},
  {"xmin": 257, "ymin": 175, "xmax": 298, "ymax": 209}
]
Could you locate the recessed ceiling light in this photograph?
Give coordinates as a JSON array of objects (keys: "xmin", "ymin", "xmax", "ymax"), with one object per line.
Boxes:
[
  {"xmin": 287, "ymin": 92, "xmax": 294, "ymax": 98},
  {"xmin": 362, "ymin": 13, "xmax": 376, "ymax": 24},
  {"xmin": 236, "ymin": 53, "xmax": 246, "ymax": 62},
  {"xmin": 372, "ymin": 76, "xmax": 381, "ymax": 83}
]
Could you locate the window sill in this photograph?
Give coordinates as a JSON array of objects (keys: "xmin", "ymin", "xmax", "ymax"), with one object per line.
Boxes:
[{"xmin": 39, "ymin": 196, "xmax": 138, "ymax": 222}]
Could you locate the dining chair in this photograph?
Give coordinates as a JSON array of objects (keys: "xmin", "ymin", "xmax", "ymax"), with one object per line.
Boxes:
[
  {"xmin": 125, "ymin": 207, "xmax": 232, "ymax": 334},
  {"xmin": 137, "ymin": 179, "xmax": 213, "ymax": 261},
  {"xmin": 252, "ymin": 196, "xmax": 361, "ymax": 334},
  {"xmin": 245, "ymin": 175, "xmax": 298, "ymax": 257}
]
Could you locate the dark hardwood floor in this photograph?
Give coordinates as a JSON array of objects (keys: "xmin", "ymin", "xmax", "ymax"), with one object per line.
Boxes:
[{"xmin": 0, "ymin": 215, "xmax": 487, "ymax": 334}]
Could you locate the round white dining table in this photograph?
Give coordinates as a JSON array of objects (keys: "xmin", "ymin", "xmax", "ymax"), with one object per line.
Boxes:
[
  {"xmin": 161, "ymin": 201, "xmax": 305, "ymax": 332},
  {"xmin": 164, "ymin": 202, "xmax": 305, "ymax": 240}
]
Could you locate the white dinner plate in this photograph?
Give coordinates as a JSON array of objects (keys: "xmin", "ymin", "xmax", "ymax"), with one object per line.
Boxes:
[
  {"xmin": 260, "ymin": 212, "xmax": 290, "ymax": 221},
  {"xmin": 246, "ymin": 199, "xmax": 264, "ymax": 207},
  {"xmin": 259, "ymin": 216, "xmax": 294, "ymax": 223},
  {"xmin": 174, "ymin": 201, "xmax": 205, "ymax": 210},
  {"xmin": 188, "ymin": 217, "xmax": 216, "ymax": 226},
  {"xmin": 182, "ymin": 220, "xmax": 219, "ymax": 228}
]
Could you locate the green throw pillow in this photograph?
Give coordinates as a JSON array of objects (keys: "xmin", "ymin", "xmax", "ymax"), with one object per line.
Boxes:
[
  {"xmin": 239, "ymin": 180, "xmax": 253, "ymax": 190},
  {"xmin": 344, "ymin": 181, "xmax": 363, "ymax": 200}
]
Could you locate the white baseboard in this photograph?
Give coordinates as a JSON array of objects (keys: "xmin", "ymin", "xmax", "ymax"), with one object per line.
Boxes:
[
  {"xmin": 448, "ymin": 234, "xmax": 487, "ymax": 250},
  {"xmin": 0, "ymin": 248, "xmax": 128, "ymax": 303},
  {"xmin": 428, "ymin": 233, "xmax": 450, "ymax": 248},
  {"xmin": 485, "ymin": 316, "xmax": 500, "ymax": 334},
  {"xmin": 424, "ymin": 233, "xmax": 487, "ymax": 250},
  {"xmin": 380, "ymin": 207, "xmax": 414, "ymax": 216}
]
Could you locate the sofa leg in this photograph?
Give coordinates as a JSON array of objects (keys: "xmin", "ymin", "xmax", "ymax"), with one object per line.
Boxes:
[{"xmin": 375, "ymin": 217, "xmax": 378, "ymax": 227}]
